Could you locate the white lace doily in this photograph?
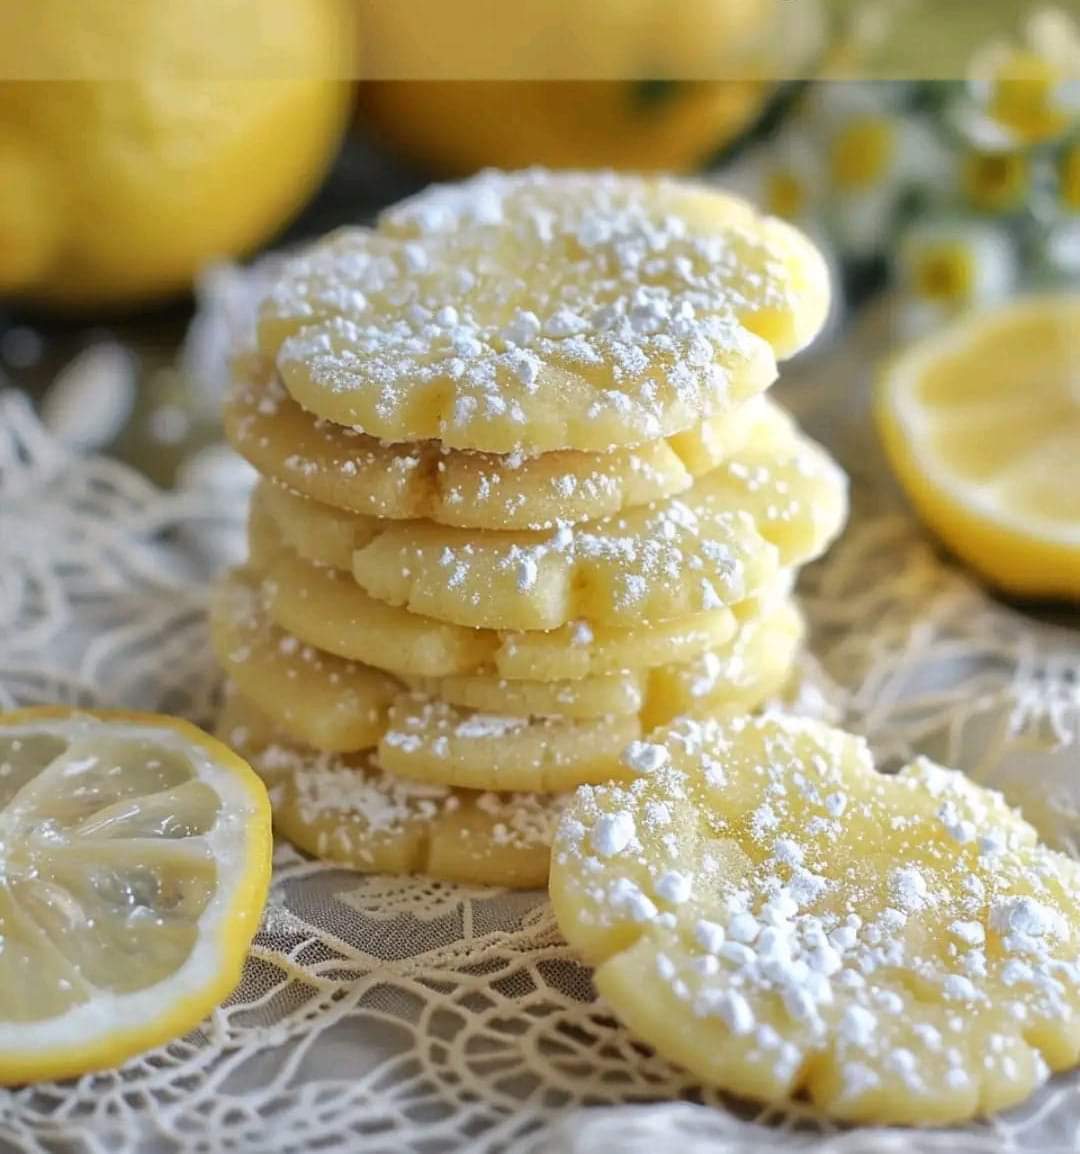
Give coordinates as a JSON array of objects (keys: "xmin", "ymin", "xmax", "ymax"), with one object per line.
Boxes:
[{"xmin": 2, "ymin": 299, "xmax": 1079, "ymax": 1154}]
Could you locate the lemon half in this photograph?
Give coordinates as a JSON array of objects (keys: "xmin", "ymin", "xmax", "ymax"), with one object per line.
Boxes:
[
  {"xmin": 0, "ymin": 707, "xmax": 271, "ymax": 1084},
  {"xmin": 876, "ymin": 296, "xmax": 1080, "ymax": 600}
]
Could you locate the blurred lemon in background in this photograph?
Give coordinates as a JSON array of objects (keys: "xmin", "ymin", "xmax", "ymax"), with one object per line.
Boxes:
[
  {"xmin": 359, "ymin": 80, "xmax": 771, "ymax": 175},
  {"xmin": 0, "ymin": 0, "xmax": 353, "ymax": 310},
  {"xmin": 356, "ymin": 0, "xmax": 823, "ymax": 174}
]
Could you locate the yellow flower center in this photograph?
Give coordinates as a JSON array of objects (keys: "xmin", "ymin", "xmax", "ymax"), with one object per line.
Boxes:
[
  {"xmin": 830, "ymin": 117, "xmax": 896, "ymax": 192},
  {"xmin": 963, "ymin": 151, "xmax": 1028, "ymax": 212},
  {"xmin": 765, "ymin": 168, "xmax": 807, "ymax": 220},
  {"xmin": 912, "ymin": 243, "xmax": 974, "ymax": 303},
  {"xmin": 989, "ymin": 50, "xmax": 1069, "ymax": 142}
]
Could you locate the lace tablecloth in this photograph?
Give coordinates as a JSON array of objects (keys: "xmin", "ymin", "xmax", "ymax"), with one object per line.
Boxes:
[{"xmin": 2, "ymin": 303, "xmax": 1079, "ymax": 1154}]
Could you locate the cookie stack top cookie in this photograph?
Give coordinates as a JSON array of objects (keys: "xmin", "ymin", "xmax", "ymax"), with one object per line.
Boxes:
[
  {"xmin": 215, "ymin": 169, "xmax": 846, "ymax": 887},
  {"xmin": 256, "ymin": 168, "xmax": 829, "ymax": 456}
]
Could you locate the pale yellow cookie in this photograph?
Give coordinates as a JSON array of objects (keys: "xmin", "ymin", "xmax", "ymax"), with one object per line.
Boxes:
[
  {"xmin": 492, "ymin": 608, "xmax": 742, "ymax": 684},
  {"xmin": 249, "ymin": 499, "xmax": 741, "ymax": 681},
  {"xmin": 258, "ymin": 479, "xmax": 780, "ymax": 633},
  {"xmin": 210, "ymin": 570, "xmax": 401, "ymax": 753},
  {"xmin": 216, "ymin": 681, "xmax": 286, "ymax": 782},
  {"xmin": 214, "ymin": 554, "xmax": 797, "ymax": 792},
  {"xmin": 699, "ymin": 415, "xmax": 849, "ymax": 570},
  {"xmin": 257, "ymin": 170, "xmax": 829, "ymax": 454},
  {"xmin": 639, "ymin": 599, "xmax": 803, "ymax": 730},
  {"xmin": 256, "ymin": 478, "xmax": 363, "ymax": 573},
  {"xmin": 376, "ymin": 608, "xmax": 799, "ymax": 792},
  {"xmin": 218, "ymin": 693, "xmax": 558, "ymax": 888},
  {"xmin": 405, "ymin": 669, "xmax": 645, "ymax": 722},
  {"xmin": 226, "ymin": 355, "xmax": 765, "ymax": 530},
  {"xmin": 378, "ymin": 700, "xmax": 643, "ymax": 794},
  {"xmin": 407, "ymin": 600, "xmax": 803, "ymax": 724},
  {"xmin": 254, "ymin": 410, "xmax": 841, "ymax": 632},
  {"xmin": 216, "ymin": 565, "xmax": 797, "ymax": 750},
  {"xmin": 550, "ymin": 714, "xmax": 1080, "ymax": 1125}
]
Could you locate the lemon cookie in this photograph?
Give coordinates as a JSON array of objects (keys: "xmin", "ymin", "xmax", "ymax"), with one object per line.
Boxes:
[
  {"xmin": 376, "ymin": 608, "xmax": 800, "ymax": 792},
  {"xmin": 406, "ymin": 668, "xmax": 645, "ymax": 723},
  {"xmin": 378, "ymin": 700, "xmax": 642, "ymax": 794},
  {"xmin": 249, "ymin": 500, "xmax": 742, "ymax": 681},
  {"xmin": 638, "ymin": 599, "xmax": 802, "ymax": 730},
  {"xmin": 257, "ymin": 480, "xmax": 781, "ymax": 633},
  {"xmin": 219, "ymin": 694, "xmax": 559, "ymax": 888},
  {"xmin": 257, "ymin": 170, "xmax": 829, "ymax": 454},
  {"xmin": 226, "ymin": 356, "xmax": 765, "ymax": 530},
  {"xmin": 220, "ymin": 541, "xmax": 798, "ymax": 745},
  {"xmin": 219, "ymin": 618, "xmax": 794, "ymax": 795},
  {"xmin": 550, "ymin": 714, "xmax": 1080, "ymax": 1124},
  {"xmin": 407, "ymin": 600, "xmax": 803, "ymax": 724},
  {"xmin": 253, "ymin": 405, "xmax": 842, "ymax": 632},
  {"xmin": 210, "ymin": 570, "xmax": 401, "ymax": 753},
  {"xmin": 698, "ymin": 417, "xmax": 848, "ymax": 572},
  {"xmin": 345, "ymin": 409, "xmax": 845, "ymax": 632},
  {"xmin": 255, "ymin": 479, "xmax": 362, "ymax": 573}
]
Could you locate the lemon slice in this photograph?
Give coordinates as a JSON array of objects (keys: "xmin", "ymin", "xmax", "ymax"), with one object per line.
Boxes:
[
  {"xmin": 0, "ymin": 707, "xmax": 272, "ymax": 1084},
  {"xmin": 876, "ymin": 296, "xmax": 1080, "ymax": 599}
]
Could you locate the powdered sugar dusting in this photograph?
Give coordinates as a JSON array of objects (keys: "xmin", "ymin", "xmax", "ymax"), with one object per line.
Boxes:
[
  {"xmin": 226, "ymin": 358, "xmax": 782, "ymax": 532},
  {"xmin": 262, "ymin": 403, "xmax": 848, "ymax": 633},
  {"xmin": 551, "ymin": 713, "xmax": 1080, "ymax": 1122},
  {"xmin": 245, "ymin": 739, "xmax": 564, "ymax": 868},
  {"xmin": 342, "ymin": 483, "xmax": 780, "ymax": 631},
  {"xmin": 256, "ymin": 170, "xmax": 830, "ymax": 454}
]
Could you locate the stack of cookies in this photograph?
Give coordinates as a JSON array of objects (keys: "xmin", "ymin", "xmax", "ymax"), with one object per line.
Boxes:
[{"xmin": 213, "ymin": 169, "xmax": 847, "ymax": 889}]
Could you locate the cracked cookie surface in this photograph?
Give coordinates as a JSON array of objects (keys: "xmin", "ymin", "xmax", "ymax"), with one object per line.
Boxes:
[
  {"xmin": 257, "ymin": 169, "xmax": 828, "ymax": 454},
  {"xmin": 550, "ymin": 714, "xmax": 1080, "ymax": 1124}
]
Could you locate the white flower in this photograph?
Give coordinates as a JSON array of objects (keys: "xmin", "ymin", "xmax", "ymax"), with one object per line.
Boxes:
[{"xmin": 896, "ymin": 218, "xmax": 1017, "ymax": 308}]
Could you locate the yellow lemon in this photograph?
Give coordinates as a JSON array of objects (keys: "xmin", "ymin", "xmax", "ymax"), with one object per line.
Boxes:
[
  {"xmin": 357, "ymin": 0, "xmax": 780, "ymax": 81},
  {"xmin": 0, "ymin": 707, "xmax": 271, "ymax": 1083},
  {"xmin": 358, "ymin": 80, "xmax": 772, "ymax": 176},
  {"xmin": 876, "ymin": 296, "xmax": 1080, "ymax": 600},
  {"xmin": 353, "ymin": 0, "xmax": 819, "ymax": 174},
  {"xmin": 0, "ymin": 0, "xmax": 353, "ymax": 309}
]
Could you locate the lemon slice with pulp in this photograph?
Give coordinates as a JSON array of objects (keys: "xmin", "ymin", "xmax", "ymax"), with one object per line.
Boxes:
[
  {"xmin": 0, "ymin": 707, "xmax": 272, "ymax": 1083},
  {"xmin": 876, "ymin": 295, "xmax": 1080, "ymax": 599}
]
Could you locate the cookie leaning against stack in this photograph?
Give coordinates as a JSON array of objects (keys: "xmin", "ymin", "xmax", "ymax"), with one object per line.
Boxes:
[{"xmin": 214, "ymin": 168, "xmax": 847, "ymax": 886}]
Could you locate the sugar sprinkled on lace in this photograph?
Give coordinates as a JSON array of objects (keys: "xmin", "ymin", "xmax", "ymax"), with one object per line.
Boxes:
[
  {"xmin": 255, "ymin": 742, "xmax": 561, "ymax": 852},
  {"xmin": 259, "ymin": 169, "xmax": 801, "ymax": 452},
  {"xmin": 554, "ymin": 715, "xmax": 1080, "ymax": 1106}
]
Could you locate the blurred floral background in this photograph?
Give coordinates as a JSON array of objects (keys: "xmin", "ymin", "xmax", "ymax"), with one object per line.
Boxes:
[{"xmin": 1, "ymin": 0, "xmax": 1077, "ymax": 487}]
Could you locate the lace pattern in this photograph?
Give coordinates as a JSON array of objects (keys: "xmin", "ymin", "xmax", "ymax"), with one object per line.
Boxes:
[{"xmin": 2, "ymin": 298, "xmax": 1079, "ymax": 1153}]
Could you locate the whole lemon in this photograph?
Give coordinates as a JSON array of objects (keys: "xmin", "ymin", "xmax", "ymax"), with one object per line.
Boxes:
[
  {"xmin": 0, "ymin": 0, "xmax": 353, "ymax": 309},
  {"xmin": 355, "ymin": 0, "xmax": 821, "ymax": 175},
  {"xmin": 358, "ymin": 80, "xmax": 773, "ymax": 176}
]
